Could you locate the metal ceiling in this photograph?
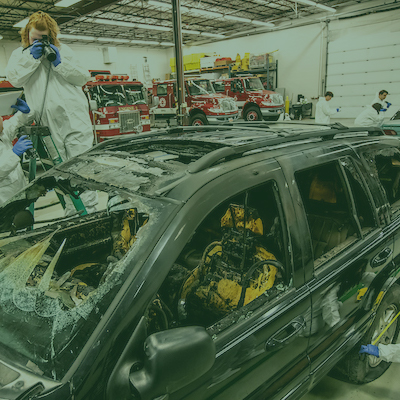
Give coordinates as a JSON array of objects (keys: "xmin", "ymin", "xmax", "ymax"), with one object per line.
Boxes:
[{"xmin": 0, "ymin": 0, "xmax": 399, "ymax": 47}]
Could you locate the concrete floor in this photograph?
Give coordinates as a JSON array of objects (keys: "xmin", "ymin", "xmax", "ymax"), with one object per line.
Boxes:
[{"xmin": 303, "ymin": 362, "xmax": 400, "ymax": 400}]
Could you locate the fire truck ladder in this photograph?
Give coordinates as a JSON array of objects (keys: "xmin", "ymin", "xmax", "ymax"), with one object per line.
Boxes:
[{"xmin": 21, "ymin": 126, "xmax": 87, "ymax": 218}]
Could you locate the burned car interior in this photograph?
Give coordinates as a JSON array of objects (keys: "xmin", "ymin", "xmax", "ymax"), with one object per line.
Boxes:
[{"xmin": 147, "ymin": 182, "xmax": 289, "ymax": 334}]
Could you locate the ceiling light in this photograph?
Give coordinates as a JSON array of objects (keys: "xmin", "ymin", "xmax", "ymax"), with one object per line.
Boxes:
[
  {"xmin": 252, "ymin": 20, "xmax": 275, "ymax": 27},
  {"xmin": 130, "ymin": 39, "xmax": 159, "ymax": 45},
  {"xmin": 13, "ymin": 18, "xmax": 29, "ymax": 28},
  {"xmin": 200, "ymin": 32, "xmax": 226, "ymax": 38},
  {"xmin": 0, "ymin": 35, "xmax": 3, "ymax": 40},
  {"xmin": 97, "ymin": 38, "xmax": 131, "ymax": 43},
  {"xmin": 148, "ymin": 0, "xmax": 172, "ymax": 8},
  {"xmin": 160, "ymin": 42, "xmax": 175, "ymax": 46},
  {"xmin": 58, "ymin": 34, "xmax": 96, "ymax": 41},
  {"xmin": 296, "ymin": 0, "xmax": 336, "ymax": 12},
  {"xmin": 56, "ymin": 0, "xmax": 81, "ymax": 7},
  {"xmin": 182, "ymin": 29, "xmax": 201, "ymax": 35},
  {"xmin": 224, "ymin": 16, "xmax": 252, "ymax": 23},
  {"xmin": 90, "ymin": 18, "xmax": 171, "ymax": 31}
]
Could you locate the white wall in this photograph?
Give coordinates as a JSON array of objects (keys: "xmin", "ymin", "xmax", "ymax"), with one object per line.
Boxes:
[
  {"xmin": 0, "ymin": 41, "xmax": 171, "ymax": 84},
  {"xmin": 182, "ymin": 23, "xmax": 325, "ymax": 105}
]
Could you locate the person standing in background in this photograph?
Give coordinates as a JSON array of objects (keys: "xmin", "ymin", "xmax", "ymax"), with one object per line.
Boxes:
[
  {"xmin": 6, "ymin": 11, "xmax": 97, "ymax": 214},
  {"xmin": 371, "ymin": 90, "xmax": 391, "ymax": 113},
  {"xmin": 315, "ymin": 91, "xmax": 340, "ymax": 124}
]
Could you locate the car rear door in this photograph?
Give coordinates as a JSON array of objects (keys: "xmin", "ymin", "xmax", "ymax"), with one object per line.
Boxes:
[{"xmin": 279, "ymin": 145, "xmax": 394, "ymax": 388}]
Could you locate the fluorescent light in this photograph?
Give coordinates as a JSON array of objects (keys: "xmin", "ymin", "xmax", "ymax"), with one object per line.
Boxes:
[
  {"xmin": 97, "ymin": 38, "xmax": 130, "ymax": 43},
  {"xmin": 200, "ymin": 32, "xmax": 226, "ymax": 38},
  {"xmin": 224, "ymin": 16, "xmax": 252, "ymax": 23},
  {"xmin": 296, "ymin": 0, "xmax": 336, "ymax": 12},
  {"xmin": 148, "ymin": 0, "xmax": 172, "ymax": 8},
  {"xmin": 0, "ymin": 35, "xmax": 3, "ymax": 40},
  {"xmin": 252, "ymin": 20, "xmax": 275, "ymax": 27},
  {"xmin": 90, "ymin": 18, "xmax": 171, "ymax": 31},
  {"xmin": 160, "ymin": 42, "xmax": 175, "ymax": 46},
  {"xmin": 56, "ymin": 0, "xmax": 81, "ymax": 7},
  {"xmin": 130, "ymin": 39, "xmax": 159, "ymax": 45},
  {"xmin": 13, "ymin": 18, "xmax": 29, "ymax": 28},
  {"xmin": 58, "ymin": 34, "xmax": 96, "ymax": 40},
  {"xmin": 182, "ymin": 29, "xmax": 201, "ymax": 35},
  {"xmin": 186, "ymin": 9, "xmax": 224, "ymax": 18}
]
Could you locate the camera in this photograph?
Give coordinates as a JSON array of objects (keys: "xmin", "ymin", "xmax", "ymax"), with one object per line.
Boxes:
[
  {"xmin": 39, "ymin": 35, "xmax": 57, "ymax": 62},
  {"xmin": 17, "ymin": 125, "xmax": 51, "ymax": 159}
]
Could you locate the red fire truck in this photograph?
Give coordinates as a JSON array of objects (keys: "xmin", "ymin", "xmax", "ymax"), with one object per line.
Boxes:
[
  {"xmin": 212, "ymin": 76, "xmax": 284, "ymax": 121},
  {"xmin": 83, "ymin": 71, "xmax": 150, "ymax": 142},
  {"xmin": 150, "ymin": 78, "xmax": 239, "ymax": 125}
]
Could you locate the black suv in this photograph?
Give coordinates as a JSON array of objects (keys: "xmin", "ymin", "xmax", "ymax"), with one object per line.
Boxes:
[{"xmin": 1, "ymin": 122, "xmax": 400, "ymax": 400}]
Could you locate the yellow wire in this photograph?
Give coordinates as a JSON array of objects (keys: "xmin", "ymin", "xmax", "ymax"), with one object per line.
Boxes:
[{"xmin": 372, "ymin": 310, "xmax": 400, "ymax": 346}]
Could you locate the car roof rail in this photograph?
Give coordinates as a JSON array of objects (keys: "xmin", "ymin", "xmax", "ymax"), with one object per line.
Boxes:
[{"xmin": 187, "ymin": 126, "xmax": 384, "ymax": 173}]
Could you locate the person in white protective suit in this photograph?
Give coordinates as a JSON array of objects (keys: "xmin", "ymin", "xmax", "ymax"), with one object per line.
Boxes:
[
  {"xmin": 354, "ymin": 103, "xmax": 384, "ymax": 127},
  {"xmin": 360, "ymin": 343, "xmax": 400, "ymax": 363},
  {"xmin": 315, "ymin": 91, "xmax": 340, "ymax": 124},
  {"xmin": 371, "ymin": 89, "xmax": 391, "ymax": 113},
  {"xmin": 0, "ymin": 99, "xmax": 34, "ymax": 206},
  {"xmin": 6, "ymin": 11, "xmax": 97, "ymax": 214}
]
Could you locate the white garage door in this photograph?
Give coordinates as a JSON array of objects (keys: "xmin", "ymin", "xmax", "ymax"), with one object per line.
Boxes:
[{"xmin": 326, "ymin": 20, "xmax": 400, "ymax": 119}]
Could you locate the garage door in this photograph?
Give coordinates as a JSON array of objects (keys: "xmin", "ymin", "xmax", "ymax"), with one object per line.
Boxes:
[{"xmin": 326, "ymin": 18, "xmax": 400, "ymax": 119}]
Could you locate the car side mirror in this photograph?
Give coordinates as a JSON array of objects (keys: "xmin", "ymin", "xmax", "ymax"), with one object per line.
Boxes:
[
  {"xmin": 152, "ymin": 96, "xmax": 160, "ymax": 107},
  {"xmin": 131, "ymin": 326, "xmax": 215, "ymax": 399},
  {"xmin": 89, "ymin": 99, "xmax": 98, "ymax": 111}
]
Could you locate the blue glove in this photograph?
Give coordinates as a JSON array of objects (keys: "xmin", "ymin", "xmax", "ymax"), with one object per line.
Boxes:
[
  {"xmin": 336, "ymin": 108, "xmax": 340, "ymax": 112},
  {"xmin": 386, "ymin": 102, "xmax": 392, "ymax": 108},
  {"xmin": 10, "ymin": 98, "xmax": 30, "ymax": 114},
  {"xmin": 359, "ymin": 344, "xmax": 379, "ymax": 357},
  {"xmin": 30, "ymin": 41, "xmax": 44, "ymax": 59},
  {"xmin": 12, "ymin": 135, "xmax": 33, "ymax": 157},
  {"xmin": 380, "ymin": 108, "xmax": 387, "ymax": 112},
  {"xmin": 49, "ymin": 44, "xmax": 61, "ymax": 67}
]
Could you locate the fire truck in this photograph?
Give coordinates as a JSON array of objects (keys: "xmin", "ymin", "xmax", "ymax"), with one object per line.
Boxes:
[
  {"xmin": 212, "ymin": 76, "xmax": 284, "ymax": 121},
  {"xmin": 83, "ymin": 71, "xmax": 150, "ymax": 142},
  {"xmin": 150, "ymin": 78, "xmax": 239, "ymax": 126}
]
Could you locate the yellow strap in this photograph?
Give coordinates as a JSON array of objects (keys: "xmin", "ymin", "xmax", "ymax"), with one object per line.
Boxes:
[{"xmin": 372, "ymin": 310, "xmax": 400, "ymax": 346}]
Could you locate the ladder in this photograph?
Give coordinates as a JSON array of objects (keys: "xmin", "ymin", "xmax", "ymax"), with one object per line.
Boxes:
[
  {"xmin": 142, "ymin": 57, "xmax": 152, "ymax": 88},
  {"xmin": 19, "ymin": 125, "xmax": 87, "ymax": 217}
]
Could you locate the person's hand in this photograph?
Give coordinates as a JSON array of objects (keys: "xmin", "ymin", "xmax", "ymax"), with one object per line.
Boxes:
[
  {"xmin": 49, "ymin": 44, "xmax": 61, "ymax": 67},
  {"xmin": 380, "ymin": 108, "xmax": 387, "ymax": 112},
  {"xmin": 10, "ymin": 98, "xmax": 30, "ymax": 114},
  {"xmin": 359, "ymin": 344, "xmax": 379, "ymax": 357},
  {"xmin": 12, "ymin": 135, "xmax": 33, "ymax": 157},
  {"xmin": 386, "ymin": 102, "xmax": 392, "ymax": 108},
  {"xmin": 30, "ymin": 40, "xmax": 44, "ymax": 59}
]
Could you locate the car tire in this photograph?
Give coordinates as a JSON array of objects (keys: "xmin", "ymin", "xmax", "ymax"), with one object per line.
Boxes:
[
  {"xmin": 333, "ymin": 283, "xmax": 400, "ymax": 384},
  {"xmin": 244, "ymin": 106, "xmax": 262, "ymax": 122},
  {"xmin": 189, "ymin": 114, "xmax": 208, "ymax": 126}
]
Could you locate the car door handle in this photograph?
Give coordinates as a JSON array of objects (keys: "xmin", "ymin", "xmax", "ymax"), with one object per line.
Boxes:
[
  {"xmin": 371, "ymin": 247, "xmax": 393, "ymax": 268},
  {"xmin": 266, "ymin": 316, "xmax": 305, "ymax": 350}
]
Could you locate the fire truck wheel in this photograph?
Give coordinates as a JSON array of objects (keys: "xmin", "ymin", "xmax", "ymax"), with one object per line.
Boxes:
[
  {"xmin": 244, "ymin": 106, "xmax": 262, "ymax": 121},
  {"xmin": 189, "ymin": 114, "xmax": 208, "ymax": 126}
]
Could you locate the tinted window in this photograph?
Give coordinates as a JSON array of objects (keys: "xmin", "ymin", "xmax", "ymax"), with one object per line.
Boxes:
[
  {"xmin": 89, "ymin": 85, "xmax": 126, "ymax": 107},
  {"xmin": 157, "ymin": 84, "xmax": 168, "ymax": 96},
  {"xmin": 213, "ymin": 81, "xmax": 225, "ymax": 93}
]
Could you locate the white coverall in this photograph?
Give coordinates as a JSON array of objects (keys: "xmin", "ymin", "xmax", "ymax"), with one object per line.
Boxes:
[
  {"xmin": 378, "ymin": 343, "xmax": 400, "ymax": 363},
  {"xmin": 6, "ymin": 42, "xmax": 97, "ymax": 213},
  {"xmin": 0, "ymin": 111, "xmax": 34, "ymax": 206},
  {"xmin": 315, "ymin": 97, "xmax": 338, "ymax": 124},
  {"xmin": 371, "ymin": 93, "xmax": 388, "ymax": 109},
  {"xmin": 354, "ymin": 107, "xmax": 384, "ymax": 127}
]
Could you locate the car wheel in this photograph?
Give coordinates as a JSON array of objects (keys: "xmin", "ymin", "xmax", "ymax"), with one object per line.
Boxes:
[
  {"xmin": 333, "ymin": 284, "xmax": 400, "ymax": 384},
  {"xmin": 189, "ymin": 114, "xmax": 208, "ymax": 126},
  {"xmin": 244, "ymin": 106, "xmax": 262, "ymax": 122}
]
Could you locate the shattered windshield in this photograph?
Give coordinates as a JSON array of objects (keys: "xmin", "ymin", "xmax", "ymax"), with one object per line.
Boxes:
[
  {"xmin": 124, "ymin": 85, "xmax": 146, "ymax": 105},
  {"xmin": 187, "ymin": 79, "xmax": 215, "ymax": 96},
  {"xmin": 0, "ymin": 177, "xmax": 176, "ymax": 380},
  {"xmin": 243, "ymin": 77, "xmax": 264, "ymax": 92}
]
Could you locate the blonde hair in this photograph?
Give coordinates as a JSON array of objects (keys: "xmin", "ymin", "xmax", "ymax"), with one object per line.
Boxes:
[{"xmin": 20, "ymin": 11, "xmax": 60, "ymax": 48}]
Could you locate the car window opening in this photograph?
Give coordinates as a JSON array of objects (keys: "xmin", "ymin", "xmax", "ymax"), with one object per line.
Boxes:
[
  {"xmin": 295, "ymin": 161, "xmax": 373, "ymax": 267},
  {"xmin": 146, "ymin": 182, "xmax": 290, "ymax": 336}
]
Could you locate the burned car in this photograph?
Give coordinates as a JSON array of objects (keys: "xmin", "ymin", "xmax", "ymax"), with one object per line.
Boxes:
[{"xmin": 1, "ymin": 123, "xmax": 400, "ymax": 399}]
